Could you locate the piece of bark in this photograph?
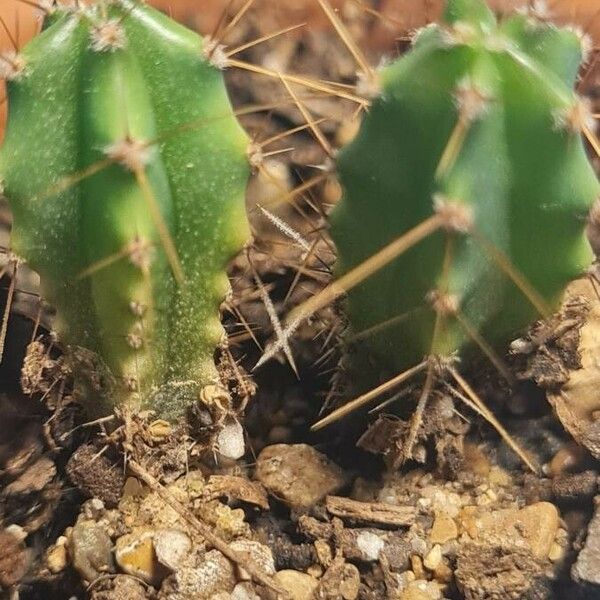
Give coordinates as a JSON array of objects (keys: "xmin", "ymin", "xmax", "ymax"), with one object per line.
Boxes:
[{"xmin": 325, "ymin": 496, "xmax": 416, "ymax": 527}]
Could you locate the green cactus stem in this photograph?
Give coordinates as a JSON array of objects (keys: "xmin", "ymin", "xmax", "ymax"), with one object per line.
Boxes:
[
  {"xmin": 1, "ymin": 0, "xmax": 250, "ymax": 419},
  {"xmin": 329, "ymin": 0, "xmax": 599, "ymax": 387}
]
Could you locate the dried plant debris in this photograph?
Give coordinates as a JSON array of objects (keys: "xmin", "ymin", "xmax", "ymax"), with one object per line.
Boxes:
[{"xmin": 527, "ymin": 278, "xmax": 600, "ymax": 459}]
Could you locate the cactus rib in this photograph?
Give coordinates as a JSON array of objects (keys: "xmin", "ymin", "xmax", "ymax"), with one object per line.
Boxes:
[
  {"xmin": 1, "ymin": 0, "xmax": 250, "ymax": 419},
  {"xmin": 329, "ymin": 0, "xmax": 599, "ymax": 387}
]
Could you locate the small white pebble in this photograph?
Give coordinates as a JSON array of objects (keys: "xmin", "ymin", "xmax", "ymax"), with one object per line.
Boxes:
[
  {"xmin": 217, "ymin": 419, "xmax": 245, "ymax": 461},
  {"xmin": 356, "ymin": 531, "xmax": 385, "ymax": 561}
]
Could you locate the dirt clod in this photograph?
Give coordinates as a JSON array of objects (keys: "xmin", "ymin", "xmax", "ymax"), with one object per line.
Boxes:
[
  {"xmin": 90, "ymin": 575, "xmax": 149, "ymax": 600},
  {"xmin": 229, "ymin": 539, "xmax": 275, "ymax": 581},
  {"xmin": 551, "ymin": 470, "xmax": 598, "ymax": 503},
  {"xmin": 67, "ymin": 444, "xmax": 125, "ymax": 508},
  {"xmin": 315, "ymin": 557, "xmax": 360, "ymax": 599},
  {"xmin": 455, "ymin": 543, "xmax": 549, "ymax": 600},
  {"xmin": 467, "ymin": 502, "xmax": 560, "ymax": 560}
]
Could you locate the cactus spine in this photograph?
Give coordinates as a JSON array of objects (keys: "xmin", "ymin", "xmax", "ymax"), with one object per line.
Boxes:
[
  {"xmin": 1, "ymin": 0, "xmax": 250, "ymax": 419},
  {"xmin": 331, "ymin": 0, "xmax": 600, "ymax": 381}
]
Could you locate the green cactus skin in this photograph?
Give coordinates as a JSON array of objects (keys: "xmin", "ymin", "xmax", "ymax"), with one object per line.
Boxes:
[
  {"xmin": 331, "ymin": 0, "xmax": 600, "ymax": 381},
  {"xmin": 1, "ymin": 1, "xmax": 250, "ymax": 419}
]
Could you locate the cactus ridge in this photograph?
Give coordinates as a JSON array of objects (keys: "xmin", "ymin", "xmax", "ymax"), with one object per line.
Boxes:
[
  {"xmin": 331, "ymin": 0, "xmax": 600, "ymax": 384},
  {"xmin": 1, "ymin": 0, "xmax": 250, "ymax": 418}
]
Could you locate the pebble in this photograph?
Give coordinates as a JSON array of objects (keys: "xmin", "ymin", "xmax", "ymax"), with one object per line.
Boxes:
[
  {"xmin": 411, "ymin": 555, "xmax": 425, "ymax": 580},
  {"xmin": 68, "ymin": 520, "xmax": 114, "ymax": 583},
  {"xmin": 355, "ymin": 530, "xmax": 385, "ymax": 561},
  {"xmin": 547, "ymin": 442, "xmax": 587, "ymax": 477},
  {"xmin": 90, "ymin": 575, "xmax": 147, "ymax": 600},
  {"xmin": 419, "ymin": 486, "xmax": 462, "ymax": 518},
  {"xmin": 206, "ymin": 503, "xmax": 250, "ymax": 540},
  {"xmin": 307, "ymin": 564, "xmax": 324, "ymax": 578},
  {"xmin": 339, "ymin": 528, "xmax": 410, "ymax": 571},
  {"xmin": 423, "ymin": 545, "xmax": 442, "ymax": 571},
  {"xmin": 255, "ymin": 444, "xmax": 347, "ymax": 509},
  {"xmin": 338, "ymin": 563, "xmax": 361, "ymax": 600},
  {"xmin": 115, "ymin": 529, "xmax": 167, "ymax": 586},
  {"xmin": 231, "ymin": 582, "xmax": 262, "ymax": 600},
  {"xmin": 315, "ymin": 559, "xmax": 360, "ymax": 600},
  {"xmin": 154, "ymin": 529, "xmax": 192, "ymax": 572},
  {"xmin": 216, "ymin": 419, "xmax": 246, "ymax": 461},
  {"xmin": 274, "ymin": 570, "xmax": 319, "ymax": 600},
  {"xmin": 573, "ymin": 496, "xmax": 600, "ymax": 586},
  {"xmin": 46, "ymin": 537, "xmax": 68, "ymax": 574},
  {"xmin": 433, "ymin": 559, "xmax": 453, "ymax": 584},
  {"xmin": 396, "ymin": 570, "xmax": 416, "ymax": 591},
  {"xmin": 314, "ymin": 539, "xmax": 333, "ymax": 568},
  {"xmin": 429, "ymin": 512, "xmax": 458, "ymax": 545},
  {"xmin": 400, "ymin": 580, "xmax": 442, "ymax": 600},
  {"xmin": 229, "ymin": 539, "xmax": 275, "ymax": 581},
  {"xmin": 173, "ymin": 549, "xmax": 236, "ymax": 600}
]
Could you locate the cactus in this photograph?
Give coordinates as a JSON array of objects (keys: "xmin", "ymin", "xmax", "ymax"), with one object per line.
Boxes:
[
  {"xmin": 0, "ymin": 0, "xmax": 250, "ymax": 419},
  {"xmin": 330, "ymin": 0, "xmax": 600, "ymax": 384}
]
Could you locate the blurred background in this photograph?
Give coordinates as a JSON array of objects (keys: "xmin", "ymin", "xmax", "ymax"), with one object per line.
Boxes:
[{"xmin": 1, "ymin": 1, "xmax": 599, "ymax": 115}]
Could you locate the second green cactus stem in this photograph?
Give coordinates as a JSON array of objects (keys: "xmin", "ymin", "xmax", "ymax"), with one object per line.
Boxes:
[
  {"xmin": 1, "ymin": 1, "xmax": 250, "ymax": 419},
  {"xmin": 331, "ymin": 0, "xmax": 600, "ymax": 381}
]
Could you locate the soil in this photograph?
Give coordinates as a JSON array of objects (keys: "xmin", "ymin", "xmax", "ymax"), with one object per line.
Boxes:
[{"xmin": 2, "ymin": 1, "xmax": 600, "ymax": 599}]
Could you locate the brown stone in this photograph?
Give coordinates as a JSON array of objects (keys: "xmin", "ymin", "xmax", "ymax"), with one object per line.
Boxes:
[
  {"xmin": 255, "ymin": 444, "xmax": 347, "ymax": 509},
  {"xmin": 430, "ymin": 512, "xmax": 458, "ymax": 545},
  {"xmin": 274, "ymin": 570, "xmax": 319, "ymax": 600}
]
